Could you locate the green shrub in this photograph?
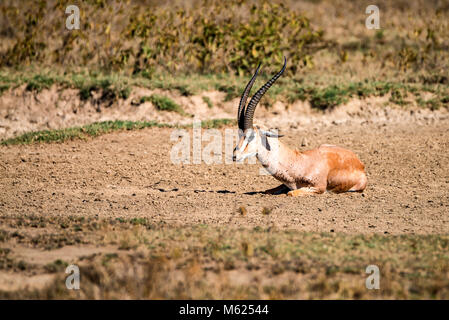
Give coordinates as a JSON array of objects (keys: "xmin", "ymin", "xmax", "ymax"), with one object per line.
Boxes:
[
  {"xmin": 25, "ymin": 74, "xmax": 55, "ymax": 92},
  {"xmin": 309, "ymin": 86, "xmax": 349, "ymax": 110},
  {"xmin": 202, "ymin": 96, "xmax": 213, "ymax": 108},
  {"xmin": 0, "ymin": 84, "xmax": 10, "ymax": 94},
  {"xmin": 140, "ymin": 95, "xmax": 186, "ymax": 115}
]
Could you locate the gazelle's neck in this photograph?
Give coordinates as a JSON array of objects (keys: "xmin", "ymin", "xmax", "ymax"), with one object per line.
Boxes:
[{"xmin": 257, "ymin": 137, "xmax": 298, "ymax": 180}]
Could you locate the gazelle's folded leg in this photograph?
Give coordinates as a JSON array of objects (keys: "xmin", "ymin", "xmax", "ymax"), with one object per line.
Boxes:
[{"xmin": 287, "ymin": 187, "xmax": 324, "ymax": 197}]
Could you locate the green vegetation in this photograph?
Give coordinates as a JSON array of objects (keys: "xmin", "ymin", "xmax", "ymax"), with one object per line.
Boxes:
[
  {"xmin": 202, "ymin": 96, "xmax": 213, "ymax": 108},
  {"xmin": 140, "ymin": 94, "xmax": 186, "ymax": 115},
  {"xmin": 76, "ymin": 78, "xmax": 131, "ymax": 101},
  {"xmin": 1, "ymin": 68, "xmax": 448, "ymax": 111},
  {"xmin": 0, "ymin": 120, "xmax": 168, "ymax": 145},
  {"xmin": 0, "ymin": 118, "xmax": 236, "ymax": 145},
  {"xmin": 25, "ymin": 74, "xmax": 55, "ymax": 92},
  {"xmin": 0, "ymin": 70, "xmax": 134, "ymax": 101},
  {"xmin": 199, "ymin": 118, "xmax": 234, "ymax": 129},
  {"xmin": 0, "ymin": 84, "xmax": 9, "ymax": 94},
  {"xmin": 44, "ymin": 259, "xmax": 68, "ymax": 273},
  {"xmin": 287, "ymin": 80, "xmax": 448, "ymax": 110}
]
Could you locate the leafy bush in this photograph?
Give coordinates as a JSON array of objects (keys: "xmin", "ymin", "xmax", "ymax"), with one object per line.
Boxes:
[{"xmin": 0, "ymin": 0, "xmax": 325, "ymax": 75}]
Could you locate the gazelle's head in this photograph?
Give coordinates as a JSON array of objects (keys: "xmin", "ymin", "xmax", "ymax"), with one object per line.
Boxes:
[{"xmin": 233, "ymin": 57, "xmax": 287, "ymax": 162}]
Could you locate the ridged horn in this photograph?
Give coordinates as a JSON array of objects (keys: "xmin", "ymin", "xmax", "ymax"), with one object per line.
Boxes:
[
  {"xmin": 243, "ymin": 57, "xmax": 287, "ymax": 130},
  {"xmin": 238, "ymin": 63, "xmax": 261, "ymax": 130}
]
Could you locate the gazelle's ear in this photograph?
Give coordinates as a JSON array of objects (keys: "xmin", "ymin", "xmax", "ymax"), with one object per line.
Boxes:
[
  {"xmin": 260, "ymin": 133, "xmax": 271, "ymax": 151},
  {"xmin": 259, "ymin": 129, "xmax": 283, "ymax": 138}
]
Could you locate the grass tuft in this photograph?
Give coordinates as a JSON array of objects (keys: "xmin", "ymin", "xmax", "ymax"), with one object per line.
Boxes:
[
  {"xmin": 1, "ymin": 118, "xmax": 236, "ymax": 145},
  {"xmin": 140, "ymin": 94, "xmax": 187, "ymax": 115},
  {"xmin": 202, "ymin": 96, "xmax": 213, "ymax": 108},
  {"xmin": 200, "ymin": 118, "xmax": 235, "ymax": 129},
  {"xmin": 25, "ymin": 74, "xmax": 56, "ymax": 92},
  {"xmin": 1, "ymin": 120, "xmax": 168, "ymax": 145}
]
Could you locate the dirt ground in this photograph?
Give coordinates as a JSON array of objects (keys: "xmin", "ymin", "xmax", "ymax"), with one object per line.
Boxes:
[
  {"xmin": 1, "ymin": 103, "xmax": 448, "ymax": 234},
  {"xmin": 0, "ymin": 93, "xmax": 448, "ymax": 298}
]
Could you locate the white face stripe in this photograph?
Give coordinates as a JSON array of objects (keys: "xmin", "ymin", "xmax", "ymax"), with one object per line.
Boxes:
[
  {"xmin": 235, "ymin": 129, "xmax": 253, "ymax": 152},
  {"xmin": 235, "ymin": 138, "xmax": 247, "ymax": 152},
  {"xmin": 236, "ymin": 152, "xmax": 257, "ymax": 162}
]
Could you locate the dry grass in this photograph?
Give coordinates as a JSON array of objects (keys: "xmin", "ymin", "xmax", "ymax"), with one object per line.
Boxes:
[{"xmin": 0, "ymin": 214, "xmax": 448, "ymax": 299}]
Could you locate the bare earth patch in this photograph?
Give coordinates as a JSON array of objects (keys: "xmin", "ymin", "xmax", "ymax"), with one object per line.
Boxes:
[
  {"xmin": 0, "ymin": 92, "xmax": 448, "ymax": 298},
  {"xmin": 1, "ymin": 118, "xmax": 448, "ymax": 234}
]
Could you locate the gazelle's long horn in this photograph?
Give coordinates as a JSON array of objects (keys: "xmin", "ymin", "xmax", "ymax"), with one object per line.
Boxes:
[
  {"xmin": 238, "ymin": 63, "xmax": 261, "ymax": 130},
  {"xmin": 243, "ymin": 57, "xmax": 287, "ymax": 130}
]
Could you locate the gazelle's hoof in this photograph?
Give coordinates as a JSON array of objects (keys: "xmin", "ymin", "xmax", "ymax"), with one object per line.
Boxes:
[
  {"xmin": 288, "ymin": 190, "xmax": 306, "ymax": 197},
  {"xmin": 287, "ymin": 188, "xmax": 321, "ymax": 197}
]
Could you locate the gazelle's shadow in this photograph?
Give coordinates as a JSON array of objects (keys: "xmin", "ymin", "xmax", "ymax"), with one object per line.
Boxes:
[
  {"xmin": 194, "ymin": 189, "xmax": 236, "ymax": 194},
  {"xmin": 243, "ymin": 191, "xmax": 265, "ymax": 195},
  {"xmin": 244, "ymin": 184, "xmax": 289, "ymax": 195},
  {"xmin": 153, "ymin": 186, "xmax": 289, "ymax": 196}
]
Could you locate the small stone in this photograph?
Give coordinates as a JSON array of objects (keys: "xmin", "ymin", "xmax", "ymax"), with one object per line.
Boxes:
[
  {"xmin": 238, "ymin": 206, "xmax": 247, "ymax": 216},
  {"xmin": 301, "ymin": 137, "xmax": 308, "ymax": 147},
  {"xmin": 262, "ymin": 207, "xmax": 271, "ymax": 215}
]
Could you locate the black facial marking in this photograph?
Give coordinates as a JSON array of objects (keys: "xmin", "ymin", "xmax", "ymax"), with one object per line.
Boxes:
[{"xmin": 260, "ymin": 133, "xmax": 270, "ymax": 151}]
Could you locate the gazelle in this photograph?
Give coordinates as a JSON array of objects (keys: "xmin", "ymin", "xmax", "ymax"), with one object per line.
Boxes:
[{"xmin": 233, "ymin": 57, "xmax": 367, "ymax": 196}]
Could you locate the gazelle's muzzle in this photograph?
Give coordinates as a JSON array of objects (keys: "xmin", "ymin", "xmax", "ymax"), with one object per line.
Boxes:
[
  {"xmin": 233, "ymin": 135, "xmax": 257, "ymax": 162},
  {"xmin": 233, "ymin": 150, "xmax": 256, "ymax": 162}
]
